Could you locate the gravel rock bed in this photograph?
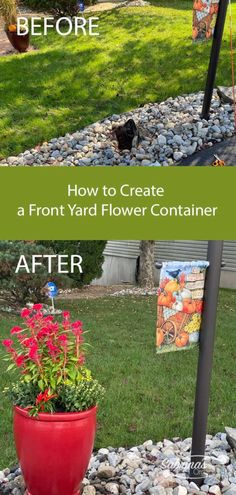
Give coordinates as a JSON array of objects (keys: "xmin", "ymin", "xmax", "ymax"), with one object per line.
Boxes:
[
  {"xmin": 0, "ymin": 302, "xmax": 62, "ymax": 316},
  {"xmin": 1, "ymin": 91, "xmax": 235, "ymax": 167},
  {"xmin": 1, "ymin": 430, "xmax": 236, "ymax": 495},
  {"xmin": 111, "ymin": 287, "xmax": 158, "ymax": 296}
]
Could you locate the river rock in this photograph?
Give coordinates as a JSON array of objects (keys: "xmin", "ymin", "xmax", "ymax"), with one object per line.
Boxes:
[
  {"xmin": 225, "ymin": 428, "xmax": 236, "ymax": 454},
  {"xmin": 1, "ymin": 91, "xmax": 234, "ymax": 167},
  {"xmin": 97, "ymin": 465, "xmax": 116, "ymax": 479},
  {"xmin": 82, "ymin": 486, "xmax": 96, "ymax": 495}
]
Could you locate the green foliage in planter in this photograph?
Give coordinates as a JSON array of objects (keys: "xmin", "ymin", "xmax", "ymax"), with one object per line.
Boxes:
[
  {"xmin": 0, "ymin": 0, "xmax": 17, "ymax": 26},
  {"xmin": 7, "ymin": 380, "xmax": 105, "ymax": 413},
  {"xmin": 58, "ymin": 381, "xmax": 105, "ymax": 412},
  {"xmin": 37, "ymin": 241, "xmax": 107, "ymax": 287},
  {"xmin": 0, "ymin": 241, "xmax": 71, "ymax": 306},
  {"xmin": 7, "ymin": 381, "xmax": 41, "ymax": 409}
]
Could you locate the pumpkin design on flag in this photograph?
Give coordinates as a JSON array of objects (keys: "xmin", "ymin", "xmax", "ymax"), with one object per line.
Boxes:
[
  {"xmin": 192, "ymin": 0, "xmax": 220, "ymax": 42},
  {"xmin": 156, "ymin": 261, "xmax": 209, "ymax": 353}
]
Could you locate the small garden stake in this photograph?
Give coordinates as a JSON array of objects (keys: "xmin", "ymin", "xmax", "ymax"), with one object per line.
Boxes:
[
  {"xmin": 45, "ymin": 281, "xmax": 58, "ymax": 313},
  {"xmin": 190, "ymin": 241, "xmax": 224, "ymax": 485}
]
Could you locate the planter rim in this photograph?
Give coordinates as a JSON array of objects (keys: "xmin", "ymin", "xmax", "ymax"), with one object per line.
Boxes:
[
  {"xmin": 5, "ymin": 28, "xmax": 28, "ymax": 34},
  {"xmin": 14, "ymin": 405, "xmax": 97, "ymax": 422}
]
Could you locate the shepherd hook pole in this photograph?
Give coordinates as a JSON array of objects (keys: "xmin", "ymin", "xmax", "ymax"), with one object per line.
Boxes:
[
  {"xmin": 190, "ymin": 241, "xmax": 224, "ymax": 486},
  {"xmin": 201, "ymin": 0, "xmax": 229, "ymax": 119}
]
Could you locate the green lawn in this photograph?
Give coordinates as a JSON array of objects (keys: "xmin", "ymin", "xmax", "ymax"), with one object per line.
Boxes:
[
  {"xmin": 0, "ymin": 0, "xmax": 235, "ymax": 158},
  {"xmin": 0, "ymin": 289, "xmax": 236, "ymax": 468}
]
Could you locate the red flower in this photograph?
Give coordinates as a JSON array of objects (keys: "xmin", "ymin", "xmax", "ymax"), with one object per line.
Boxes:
[
  {"xmin": 28, "ymin": 344, "xmax": 39, "ymax": 362},
  {"xmin": 10, "ymin": 326, "xmax": 23, "ymax": 335},
  {"xmin": 33, "ymin": 304, "xmax": 43, "ymax": 311},
  {"xmin": 44, "ymin": 316, "xmax": 54, "ymax": 322},
  {"xmin": 5, "ymin": 307, "xmax": 88, "ymax": 392},
  {"xmin": 36, "ymin": 389, "xmax": 57, "ymax": 406},
  {"xmin": 47, "ymin": 323, "xmax": 59, "ymax": 334},
  {"xmin": 25, "ymin": 317, "xmax": 35, "ymax": 329},
  {"xmin": 72, "ymin": 320, "xmax": 82, "ymax": 328},
  {"xmin": 34, "ymin": 312, "xmax": 43, "ymax": 320},
  {"xmin": 71, "ymin": 321, "xmax": 83, "ymax": 336},
  {"xmin": 78, "ymin": 353, "xmax": 85, "ymax": 365},
  {"xmin": 63, "ymin": 321, "xmax": 70, "ymax": 330},
  {"xmin": 58, "ymin": 334, "xmax": 68, "ymax": 351},
  {"xmin": 46, "ymin": 340, "xmax": 60, "ymax": 357},
  {"xmin": 15, "ymin": 355, "xmax": 26, "ymax": 367},
  {"xmin": 37, "ymin": 327, "xmax": 49, "ymax": 339},
  {"xmin": 21, "ymin": 308, "xmax": 31, "ymax": 318},
  {"xmin": 35, "ymin": 392, "xmax": 44, "ymax": 405},
  {"xmin": 22, "ymin": 337, "xmax": 37, "ymax": 348},
  {"xmin": 2, "ymin": 339, "xmax": 13, "ymax": 348}
]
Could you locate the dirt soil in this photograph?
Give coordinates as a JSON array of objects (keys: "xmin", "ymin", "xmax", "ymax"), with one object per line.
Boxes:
[{"xmin": 58, "ymin": 284, "xmax": 133, "ymax": 299}]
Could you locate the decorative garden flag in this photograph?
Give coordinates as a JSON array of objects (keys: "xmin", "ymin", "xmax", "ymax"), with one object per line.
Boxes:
[
  {"xmin": 156, "ymin": 261, "xmax": 209, "ymax": 353},
  {"xmin": 193, "ymin": 0, "xmax": 220, "ymax": 42}
]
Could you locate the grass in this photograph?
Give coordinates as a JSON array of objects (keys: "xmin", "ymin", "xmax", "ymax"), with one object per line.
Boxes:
[
  {"xmin": 0, "ymin": 0, "xmax": 236, "ymax": 158},
  {"xmin": 0, "ymin": 289, "xmax": 236, "ymax": 468}
]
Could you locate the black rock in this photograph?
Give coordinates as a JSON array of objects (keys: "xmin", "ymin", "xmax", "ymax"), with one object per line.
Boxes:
[
  {"xmin": 9, "ymin": 466, "xmax": 19, "ymax": 475},
  {"xmin": 115, "ymin": 119, "xmax": 140, "ymax": 151}
]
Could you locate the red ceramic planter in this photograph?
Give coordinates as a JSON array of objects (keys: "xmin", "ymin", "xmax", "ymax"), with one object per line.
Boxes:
[{"xmin": 14, "ymin": 405, "xmax": 97, "ymax": 495}]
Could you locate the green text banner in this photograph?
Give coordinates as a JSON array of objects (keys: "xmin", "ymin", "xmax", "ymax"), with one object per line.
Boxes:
[{"xmin": 0, "ymin": 167, "xmax": 235, "ymax": 240}]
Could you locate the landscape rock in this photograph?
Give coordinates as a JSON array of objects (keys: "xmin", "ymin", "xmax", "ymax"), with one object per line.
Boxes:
[
  {"xmin": 225, "ymin": 428, "xmax": 236, "ymax": 454},
  {"xmin": 1, "ymin": 91, "xmax": 234, "ymax": 167},
  {"xmin": 97, "ymin": 465, "xmax": 116, "ymax": 479},
  {"xmin": 105, "ymin": 482, "xmax": 119, "ymax": 494},
  {"xmin": 82, "ymin": 486, "xmax": 96, "ymax": 495},
  {"xmin": 173, "ymin": 486, "xmax": 188, "ymax": 495},
  {"xmin": 209, "ymin": 485, "xmax": 222, "ymax": 495},
  {"xmin": 224, "ymin": 488, "xmax": 236, "ymax": 495},
  {"xmin": 1, "ymin": 432, "xmax": 236, "ymax": 495}
]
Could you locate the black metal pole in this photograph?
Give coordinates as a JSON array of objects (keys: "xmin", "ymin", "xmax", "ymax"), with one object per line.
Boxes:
[
  {"xmin": 190, "ymin": 241, "xmax": 224, "ymax": 486},
  {"xmin": 201, "ymin": 0, "xmax": 229, "ymax": 119}
]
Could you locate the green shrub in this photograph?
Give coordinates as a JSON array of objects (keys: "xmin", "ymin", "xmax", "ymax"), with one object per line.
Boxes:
[
  {"xmin": 38, "ymin": 241, "xmax": 107, "ymax": 287},
  {"xmin": 19, "ymin": 0, "xmax": 96, "ymax": 17},
  {"xmin": 0, "ymin": 241, "xmax": 71, "ymax": 306},
  {"xmin": 0, "ymin": 0, "xmax": 17, "ymax": 26}
]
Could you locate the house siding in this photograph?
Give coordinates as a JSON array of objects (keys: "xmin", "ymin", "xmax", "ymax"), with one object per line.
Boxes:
[{"xmin": 94, "ymin": 241, "xmax": 236, "ymax": 288}]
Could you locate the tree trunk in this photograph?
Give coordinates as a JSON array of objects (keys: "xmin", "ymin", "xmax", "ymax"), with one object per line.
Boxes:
[{"xmin": 138, "ymin": 241, "xmax": 155, "ymax": 288}]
